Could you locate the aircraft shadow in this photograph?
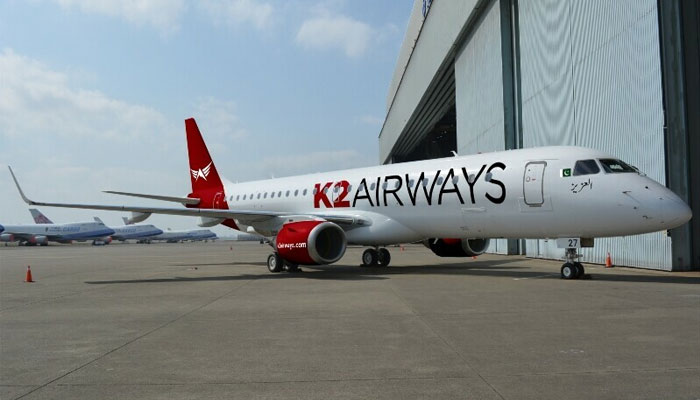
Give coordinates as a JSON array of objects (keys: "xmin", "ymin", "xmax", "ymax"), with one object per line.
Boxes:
[{"xmin": 85, "ymin": 259, "xmax": 698, "ymax": 285}]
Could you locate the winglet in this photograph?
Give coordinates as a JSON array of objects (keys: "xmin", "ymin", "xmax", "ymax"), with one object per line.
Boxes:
[{"xmin": 8, "ymin": 166, "xmax": 37, "ymax": 205}]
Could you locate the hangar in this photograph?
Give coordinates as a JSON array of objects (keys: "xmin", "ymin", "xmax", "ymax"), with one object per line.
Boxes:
[{"xmin": 379, "ymin": 0, "xmax": 699, "ymax": 270}]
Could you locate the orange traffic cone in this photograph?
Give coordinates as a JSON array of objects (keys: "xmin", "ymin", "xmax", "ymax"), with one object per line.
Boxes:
[
  {"xmin": 605, "ymin": 252, "xmax": 613, "ymax": 268},
  {"xmin": 25, "ymin": 265, "xmax": 34, "ymax": 283}
]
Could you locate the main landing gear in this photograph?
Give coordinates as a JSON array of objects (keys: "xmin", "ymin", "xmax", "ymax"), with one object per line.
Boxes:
[
  {"xmin": 361, "ymin": 248, "xmax": 391, "ymax": 267},
  {"xmin": 267, "ymin": 253, "xmax": 300, "ymax": 273},
  {"xmin": 561, "ymin": 248, "xmax": 586, "ymax": 280}
]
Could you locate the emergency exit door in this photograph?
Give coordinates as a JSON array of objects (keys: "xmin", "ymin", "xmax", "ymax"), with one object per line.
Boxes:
[{"xmin": 523, "ymin": 162, "xmax": 546, "ymax": 206}]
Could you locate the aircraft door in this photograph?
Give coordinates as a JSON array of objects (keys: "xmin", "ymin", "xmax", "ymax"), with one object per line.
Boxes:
[{"xmin": 523, "ymin": 162, "xmax": 546, "ymax": 206}]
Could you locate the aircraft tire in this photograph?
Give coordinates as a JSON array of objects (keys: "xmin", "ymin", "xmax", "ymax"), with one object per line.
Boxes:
[
  {"xmin": 361, "ymin": 249, "xmax": 378, "ymax": 267},
  {"xmin": 377, "ymin": 248, "xmax": 391, "ymax": 267},
  {"xmin": 574, "ymin": 262, "xmax": 585, "ymax": 278},
  {"xmin": 561, "ymin": 263, "xmax": 577, "ymax": 279},
  {"xmin": 267, "ymin": 253, "xmax": 284, "ymax": 273}
]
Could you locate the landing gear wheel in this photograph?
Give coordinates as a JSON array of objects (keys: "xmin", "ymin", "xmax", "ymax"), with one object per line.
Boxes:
[
  {"xmin": 574, "ymin": 262, "xmax": 585, "ymax": 278},
  {"xmin": 561, "ymin": 262, "xmax": 577, "ymax": 280},
  {"xmin": 284, "ymin": 261, "xmax": 300, "ymax": 272},
  {"xmin": 361, "ymin": 249, "xmax": 379, "ymax": 267},
  {"xmin": 267, "ymin": 253, "xmax": 283, "ymax": 273},
  {"xmin": 377, "ymin": 248, "xmax": 391, "ymax": 266}
]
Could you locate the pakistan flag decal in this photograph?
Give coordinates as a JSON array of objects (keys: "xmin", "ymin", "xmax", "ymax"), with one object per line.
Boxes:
[{"xmin": 561, "ymin": 168, "xmax": 572, "ymax": 177}]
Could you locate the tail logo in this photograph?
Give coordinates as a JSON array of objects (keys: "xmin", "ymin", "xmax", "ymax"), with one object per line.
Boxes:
[{"xmin": 191, "ymin": 162, "xmax": 213, "ymax": 181}]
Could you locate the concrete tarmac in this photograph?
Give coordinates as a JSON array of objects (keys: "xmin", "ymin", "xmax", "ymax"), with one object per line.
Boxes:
[{"xmin": 1, "ymin": 242, "xmax": 698, "ymax": 399}]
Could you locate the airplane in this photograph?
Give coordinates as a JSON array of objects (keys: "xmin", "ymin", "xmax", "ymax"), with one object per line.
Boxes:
[
  {"xmin": 8, "ymin": 118, "xmax": 692, "ymax": 278},
  {"xmin": 90, "ymin": 217, "xmax": 163, "ymax": 243},
  {"xmin": 148, "ymin": 228, "xmax": 217, "ymax": 243},
  {"xmin": 0, "ymin": 209, "xmax": 115, "ymax": 246}
]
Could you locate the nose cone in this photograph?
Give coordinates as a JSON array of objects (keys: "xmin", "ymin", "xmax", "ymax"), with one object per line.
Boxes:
[{"xmin": 662, "ymin": 192, "xmax": 693, "ymax": 228}]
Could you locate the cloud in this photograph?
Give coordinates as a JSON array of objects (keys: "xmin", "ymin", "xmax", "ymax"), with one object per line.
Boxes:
[
  {"xmin": 198, "ymin": 0, "xmax": 274, "ymax": 30},
  {"xmin": 192, "ymin": 97, "xmax": 249, "ymax": 152},
  {"xmin": 50, "ymin": 0, "xmax": 186, "ymax": 34},
  {"xmin": 0, "ymin": 48, "xmax": 170, "ymax": 142},
  {"xmin": 296, "ymin": 13, "xmax": 373, "ymax": 58}
]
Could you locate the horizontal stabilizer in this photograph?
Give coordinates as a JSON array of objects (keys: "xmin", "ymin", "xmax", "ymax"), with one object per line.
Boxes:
[{"xmin": 103, "ymin": 190, "xmax": 200, "ymax": 206}]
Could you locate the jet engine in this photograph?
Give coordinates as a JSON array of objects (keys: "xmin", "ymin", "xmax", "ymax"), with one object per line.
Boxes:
[
  {"xmin": 0, "ymin": 233, "xmax": 15, "ymax": 242},
  {"xmin": 425, "ymin": 238, "xmax": 490, "ymax": 257},
  {"xmin": 27, "ymin": 235, "xmax": 48, "ymax": 246},
  {"xmin": 125, "ymin": 212, "xmax": 151, "ymax": 225},
  {"xmin": 276, "ymin": 221, "xmax": 347, "ymax": 265}
]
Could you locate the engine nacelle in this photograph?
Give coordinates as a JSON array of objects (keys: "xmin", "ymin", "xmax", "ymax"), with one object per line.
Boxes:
[
  {"xmin": 276, "ymin": 221, "xmax": 346, "ymax": 265},
  {"xmin": 29, "ymin": 235, "xmax": 49, "ymax": 245},
  {"xmin": 198, "ymin": 217, "xmax": 225, "ymax": 227},
  {"xmin": 425, "ymin": 238, "xmax": 490, "ymax": 257},
  {"xmin": 126, "ymin": 212, "xmax": 151, "ymax": 224},
  {"xmin": 0, "ymin": 233, "xmax": 15, "ymax": 242}
]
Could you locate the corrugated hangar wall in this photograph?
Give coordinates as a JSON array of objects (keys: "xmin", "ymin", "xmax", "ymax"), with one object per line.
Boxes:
[
  {"xmin": 381, "ymin": 0, "xmax": 696, "ymax": 270},
  {"xmin": 453, "ymin": 0, "xmax": 669, "ymax": 268},
  {"xmin": 515, "ymin": 0, "xmax": 670, "ymax": 269}
]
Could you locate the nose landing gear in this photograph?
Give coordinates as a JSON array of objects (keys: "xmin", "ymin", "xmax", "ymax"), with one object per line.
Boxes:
[{"xmin": 561, "ymin": 248, "xmax": 585, "ymax": 279}]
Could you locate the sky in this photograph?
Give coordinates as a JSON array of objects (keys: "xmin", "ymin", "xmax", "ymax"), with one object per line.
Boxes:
[{"xmin": 0, "ymin": 0, "xmax": 412, "ymax": 235}]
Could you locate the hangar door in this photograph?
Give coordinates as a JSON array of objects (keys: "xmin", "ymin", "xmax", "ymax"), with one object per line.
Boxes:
[{"xmin": 523, "ymin": 162, "xmax": 546, "ymax": 206}]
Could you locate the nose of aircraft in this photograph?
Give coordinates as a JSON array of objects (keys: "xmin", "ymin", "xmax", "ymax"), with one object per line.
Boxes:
[{"xmin": 661, "ymin": 189, "xmax": 693, "ymax": 228}]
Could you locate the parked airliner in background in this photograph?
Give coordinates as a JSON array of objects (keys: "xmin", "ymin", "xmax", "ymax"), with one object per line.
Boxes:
[
  {"xmin": 91, "ymin": 217, "xmax": 163, "ymax": 243},
  {"xmin": 148, "ymin": 228, "xmax": 217, "ymax": 243},
  {"xmin": 9, "ymin": 118, "xmax": 692, "ymax": 278},
  {"xmin": 1, "ymin": 209, "xmax": 115, "ymax": 246}
]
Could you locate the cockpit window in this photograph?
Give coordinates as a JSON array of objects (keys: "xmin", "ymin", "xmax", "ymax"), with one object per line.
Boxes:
[
  {"xmin": 599, "ymin": 158, "xmax": 637, "ymax": 173},
  {"xmin": 573, "ymin": 159, "xmax": 600, "ymax": 176}
]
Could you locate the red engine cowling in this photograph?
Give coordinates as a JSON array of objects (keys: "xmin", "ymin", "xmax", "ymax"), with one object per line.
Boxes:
[
  {"xmin": 276, "ymin": 221, "xmax": 347, "ymax": 265},
  {"xmin": 0, "ymin": 233, "xmax": 15, "ymax": 242},
  {"xmin": 29, "ymin": 235, "xmax": 48, "ymax": 245},
  {"xmin": 425, "ymin": 238, "xmax": 490, "ymax": 257}
]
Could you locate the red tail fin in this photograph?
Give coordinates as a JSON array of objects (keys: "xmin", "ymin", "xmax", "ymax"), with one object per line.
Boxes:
[{"xmin": 185, "ymin": 118, "xmax": 224, "ymax": 194}]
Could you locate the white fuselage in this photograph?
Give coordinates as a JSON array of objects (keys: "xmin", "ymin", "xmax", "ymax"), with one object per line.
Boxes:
[
  {"xmin": 221, "ymin": 147, "xmax": 690, "ymax": 245},
  {"xmin": 150, "ymin": 229, "xmax": 217, "ymax": 242},
  {"xmin": 110, "ymin": 224, "xmax": 163, "ymax": 241},
  {"xmin": 0, "ymin": 221, "xmax": 115, "ymax": 243}
]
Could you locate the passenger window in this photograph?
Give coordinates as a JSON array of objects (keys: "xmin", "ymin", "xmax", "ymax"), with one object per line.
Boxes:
[
  {"xmin": 437, "ymin": 177, "xmax": 444, "ymax": 185},
  {"xmin": 382, "ymin": 182, "xmax": 387, "ymax": 190},
  {"xmin": 573, "ymin": 159, "xmax": 601, "ymax": 176},
  {"xmin": 236, "ymin": 195, "xmax": 240, "ymax": 201},
  {"xmin": 347, "ymin": 185, "xmax": 352, "ymax": 192},
  {"xmin": 599, "ymin": 158, "xmax": 637, "ymax": 173},
  {"xmin": 303, "ymin": 189, "xmax": 307, "ymax": 196},
  {"xmin": 370, "ymin": 182, "xmax": 376, "ymax": 190},
  {"xmin": 452, "ymin": 176, "xmax": 459, "ymax": 184},
  {"xmin": 285, "ymin": 191, "xmax": 289, "ymax": 197},
  {"xmin": 408, "ymin": 179, "xmax": 415, "ymax": 187},
  {"xmin": 294, "ymin": 189, "xmax": 299, "ymax": 196},
  {"xmin": 271, "ymin": 192, "xmax": 275, "ymax": 198},
  {"xmin": 264, "ymin": 192, "xmax": 268, "ymax": 198},
  {"xmin": 243, "ymin": 194, "xmax": 246, "ymax": 200}
]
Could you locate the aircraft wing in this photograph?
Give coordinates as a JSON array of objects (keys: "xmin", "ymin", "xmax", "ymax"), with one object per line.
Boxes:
[{"xmin": 9, "ymin": 167, "xmax": 368, "ymax": 228}]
